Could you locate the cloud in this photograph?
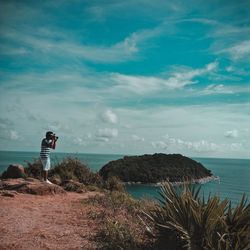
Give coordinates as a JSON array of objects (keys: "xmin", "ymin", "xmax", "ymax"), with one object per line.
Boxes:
[
  {"xmin": 222, "ymin": 40, "xmax": 250, "ymax": 60},
  {"xmin": 10, "ymin": 130, "xmax": 20, "ymax": 140},
  {"xmin": 101, "ymin": 110, "xmax": 118, "ymax": 124},
  {"xmin": 46, "ymin": 122, "xmax": 62, "ymax": 132},
  {"xmin": 225, "ymin": 130, "xmax": 239, "ymax": 138},
  {"xmin": 0, "ymin": 16, "xmax": 170, "ymax": 64},
  {"xmin": 73, "ymin": 137, "xmax": 86, "ymax": 146},
  {"xmin": 217, "ymin": 40, "xmax": 250, "ymax": 61},
  {"xmin": 132, "ymin": 134, "xmax": 145, "ymax": 142},
  {"xmin": 230, "ymin": 143, "xmax": 242, "ymax": 151},
  {"xmin": 0, "ymin": 29, "xmax": 139, "ymax": 63},
  {"xmin": 85, "ymin": 0, "xmax": 186, "ymax": 22},
  {"xmin": 151, "ymin": 141, "xmax": 168, "ymax": 149},
  {"xmin": 155, "ymin": 132, "xmax": 245, "ymax": 154},
  {"xmin": 163, "ymin": 136, "xmax": 220, "ymax": 153},
  {"xmin": 202, "ymin": 84, "xmax": 234, "ymax": 95},
  {"xmin": 0, "ymin": 118, "xmax": 13, "ymax": 128},
  {"xmin": 0, "ymin": 128, "xmax": 21, "ymax": 141},
  {"xmin": 164, "ymin": 62, "xmax": 218, "ymax": 89},
  {"xmin": 179, "ymin": 18, "xmax": 218, "ymax": 25},
  {"xmin": 95, "ymin": 128, "xmax": 118, "ymax": 142},
  {"xmin": 0, "ymin": 117, "xmax": 21, "ymax": 141},
  {"xmin": 110, "ymin": 62, "xmax": 218, "ymax": 95}
]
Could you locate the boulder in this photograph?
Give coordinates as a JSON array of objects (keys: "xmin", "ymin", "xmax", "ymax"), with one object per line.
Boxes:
[
  {"xmin": 1, "ymin": 164, "xmax": 26, "ymax": 179},
  {"xmin": 50, "ymin": 174, "xmax": 62, "ymax": 185},
  {"xmin": 0, "ymin": 190, "xmax": 18, "ymax": 197},
  {"xmin": 0, "ymin": 178, "xmax": 66, "ymax": 195},
  {"xmin": 62, "ymin": 179, "xmax": 87, "ymax": 193}
]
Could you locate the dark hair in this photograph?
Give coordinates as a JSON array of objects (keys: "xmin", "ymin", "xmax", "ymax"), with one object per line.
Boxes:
[{"xmin": 46, "ymin": 131, "xmax": 53, "ymax": 139}]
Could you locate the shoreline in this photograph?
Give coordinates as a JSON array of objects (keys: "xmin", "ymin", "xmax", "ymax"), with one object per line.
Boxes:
[{"xmin": 124, "ymin": 175, "xmax": 220, "ymax": 187}]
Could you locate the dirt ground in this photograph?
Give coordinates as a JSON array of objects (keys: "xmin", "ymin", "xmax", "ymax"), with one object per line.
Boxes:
[{"xmin": 0, "ymin": 192, "xmax": 101, "ymax": 250}]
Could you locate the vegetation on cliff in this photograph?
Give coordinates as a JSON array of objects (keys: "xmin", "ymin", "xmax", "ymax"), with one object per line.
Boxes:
[
  {"xmin": 1, "ymin": 157, "xmax": 250, "ymax": 249},
  {"xmin": 99, "ymin": 153, "xmax": 212, "ymax": 184},
  {"xmin": 143, "ymin": 182, "xmax": 250, "ymax": 250},
  {"xmin": 23, "ymin": 157, "xmax": 103, "ymax": 191}
]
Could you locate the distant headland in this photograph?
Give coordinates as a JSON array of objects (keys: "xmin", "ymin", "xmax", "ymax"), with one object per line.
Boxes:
[{"xmin": 99, "ymin": 153, "xmax": 216, "ymax": 185}]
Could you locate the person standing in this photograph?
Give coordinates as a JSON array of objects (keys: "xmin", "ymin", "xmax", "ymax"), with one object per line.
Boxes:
[{"xmin": 40, "ymin": 131, "xmax": 58, "ymax": 184}]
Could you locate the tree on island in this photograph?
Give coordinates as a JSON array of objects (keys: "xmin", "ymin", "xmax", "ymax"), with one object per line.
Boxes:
[{"xmin": 99, "ymin": 153, "xmax": 212, "ymax": 184}]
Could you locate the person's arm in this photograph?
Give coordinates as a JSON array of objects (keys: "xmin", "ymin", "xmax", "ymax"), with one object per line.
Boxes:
[
  {"xmin": 51, "ymin": 139, "xmax": 56, "ymax": 149},
  {"xmin": 43, "ymin": 139, "xmax": 53, "ymax": 148}
]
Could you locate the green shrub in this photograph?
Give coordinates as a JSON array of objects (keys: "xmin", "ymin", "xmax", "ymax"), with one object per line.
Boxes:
[
  {"xmin": 143, "ymin": 182, "xmax": 250, "ymax": 250},
  {"xmin": 104, "ymin": 176, "xmax": 125, "ymax": 192},
  {"xmin": 25, "ymin": 157, "xmax": 103, "ymax": 187},
  {"xmin": 25, "ymin": 159, "xmax": 43, "ymax": 179},
  {"xmin": 50, "ymin": 157, "xmax": 102, "ymax": 186}
]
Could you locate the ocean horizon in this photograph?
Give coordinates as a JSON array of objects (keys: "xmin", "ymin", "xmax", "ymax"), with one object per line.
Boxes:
[{"xmin": 0, "ymin": 150, "xmax": 249, "ymax": 205}]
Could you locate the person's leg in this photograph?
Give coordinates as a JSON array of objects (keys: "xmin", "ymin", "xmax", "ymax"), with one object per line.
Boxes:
[
  {"xmin": 41, "ymin": 158, "xmax": 51, "ymax": 182},
  {"xmin": 44, "ymin": 170, "xmax": 48, "ymax": 181},
  {"xmin": 44, "ymin": 158, "xmax": 52, "ymax": 184}
]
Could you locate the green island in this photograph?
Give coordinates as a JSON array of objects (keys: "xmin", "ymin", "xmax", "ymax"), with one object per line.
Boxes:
[{"xmin": 99, "ymin": 153, "xmax": 214, "ymax": 184}]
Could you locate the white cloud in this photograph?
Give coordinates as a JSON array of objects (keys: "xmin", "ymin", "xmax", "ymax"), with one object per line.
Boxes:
[
  {"xmin": 111, "ymin": 73, "xmax": 163, "ymax": 94},
  {"xmin": 96, "ymin": 128, "xmax": 118, "ymax": 142},
  {"xmin": 225, "ymin": 66, "xmax": 234, "ymax": 72},
  {"xmin": 202, "ymin": 84, "xmax": 233, "ymax": 95},
  {"xmin": 225, "ymin": 130, "xmax": 239, "ymax": 138},
  {"xmin": 220, "ymin": 40, "xmax": 250, "ymax": 60},
  {"xmin": 10, "ymin": 130, "xmax": 20, "ymax": 141},
  {"xmin": 189, "ymin": 140, "xmax": 219, "ymax": 152},
  {"xmin": 230, "ymin": 143, "xmax": 242, "ymax": 151},
  {"xmin": 85, "ymin": 1, "xmax": 186, "ymax": 23},
  {"xmin": 101, "ymin": 110, "xmax": 118, "ymax": 124},
  {"xmin": 110, "ymin": 62, "xmax": 218, "ymax": 95},
  {"xmin": 154, "ymin": 134, "xmax": 243, "ymax": 154},
  {"xmin": 0, "ymin": 16, "xmax": 172, "ymax": 64},
  {"xmin": 46, "ymin": 122, "xmax": 61, "ymax": 132},
  {"xmin": 132, "ymin": 134, "xmax": 145, "ymax": 142},
  {"xmin": 151, "ymin": 141, "xmax": 168, "ymax": 149},
  {"xmin": 73, "ymin": 137, "xmax": 86, "ymax": 146},
  {"xmin": 163, "ymin": 136, "xmax": 219, "ymax": 153},
  {"xmin": 0, "ymin": 125, "xmax": 21, "ymax": 141},
  {"xmin": 0, "ymin": 28, "xmax": 140, "ymax": 63},
  {"xmin": 164, "ymin": 62, "xmax": 217, "ymax": 89}
]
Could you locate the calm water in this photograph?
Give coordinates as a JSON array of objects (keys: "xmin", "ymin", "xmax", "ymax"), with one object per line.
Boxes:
[{"xmin": 0, "ymin": 151, "xmax": 249, "ymax": 205}]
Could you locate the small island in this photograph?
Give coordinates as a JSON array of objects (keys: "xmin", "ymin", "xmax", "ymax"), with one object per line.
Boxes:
[{"xmin": 99, "ymin": 153, "xmax": 215, "ymax": 184}]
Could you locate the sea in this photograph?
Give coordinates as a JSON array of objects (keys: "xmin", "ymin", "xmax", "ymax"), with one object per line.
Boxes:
[{"xmin": 0, "ymin": 151, "xmax": 249, "ymax": 206}]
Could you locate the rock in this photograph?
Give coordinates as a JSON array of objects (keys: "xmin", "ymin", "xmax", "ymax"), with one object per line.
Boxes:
[
  {"xmin": 62, "ymin": 180, "xmax": 87, "ymax": 193},
  {"xmin": 0, "ymin": 190, "xmax": 18, "ymax": 197},
  {"xmin": 50, "ymin": 175, "xmax": 62, "ymax": 185},
  {"xmin": 0, "ymin": 178, "xmax": 66, "ymax": 195},
  {"xmin": 1, "ymin": 164, "xmax": 26, "ymax": 179}
]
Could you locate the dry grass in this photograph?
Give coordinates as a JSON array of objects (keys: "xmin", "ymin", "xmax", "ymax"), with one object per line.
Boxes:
[{"xmin": 84, "ymin": 191, "xmax": 155, "ymax": 250}]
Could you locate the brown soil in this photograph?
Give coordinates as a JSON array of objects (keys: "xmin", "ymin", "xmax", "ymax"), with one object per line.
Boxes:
[{"xmin": 0, "ymin": 192, "xmax": 102, "ymax": 250}]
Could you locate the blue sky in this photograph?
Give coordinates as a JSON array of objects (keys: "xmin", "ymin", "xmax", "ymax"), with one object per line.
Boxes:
[{"xmin": 0, "ymin": 0, "xmax": 250, "ymax": 158}]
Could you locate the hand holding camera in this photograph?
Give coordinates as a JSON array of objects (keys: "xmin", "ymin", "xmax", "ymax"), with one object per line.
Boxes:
[
  {"xmin": 51, "ymin": 134, "xmax": 59, "ymax": 141},
  {"xmin": 50, "ymin": 134, "xmax": 58, "ymax": 149}
]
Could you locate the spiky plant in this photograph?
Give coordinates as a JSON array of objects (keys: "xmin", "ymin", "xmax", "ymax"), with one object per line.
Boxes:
[
  {"xmin": 143, "ymin": 181, "xmax": 250, "ymax": 250},
  {"xmin": 220, "ymin": 194, "xmax": 250, "ymax": 250}
]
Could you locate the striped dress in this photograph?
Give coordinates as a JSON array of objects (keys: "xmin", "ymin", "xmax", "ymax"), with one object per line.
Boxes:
[{"xmin": 40, "ymin": 138, "xmax": 51, "ymax": 159}]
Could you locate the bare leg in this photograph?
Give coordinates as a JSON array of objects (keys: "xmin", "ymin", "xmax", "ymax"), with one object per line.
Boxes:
[{"xmin": 44, "ymin": 170, "xmax": 48, "ymax": 181}]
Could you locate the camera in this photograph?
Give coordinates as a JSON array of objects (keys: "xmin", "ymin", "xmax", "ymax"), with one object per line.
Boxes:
[{"xmin": 51, "ymin": 134, "xmax": 59, "ymax": 141}]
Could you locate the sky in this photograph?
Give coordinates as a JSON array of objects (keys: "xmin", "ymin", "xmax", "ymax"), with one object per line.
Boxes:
[{"xmin": 0, "ymin": 0, "xmax": 250, "ymax": 158}]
